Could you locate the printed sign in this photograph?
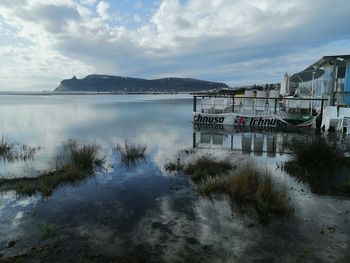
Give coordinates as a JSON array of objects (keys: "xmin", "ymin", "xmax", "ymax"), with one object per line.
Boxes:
[{"xmin": 194, "ymin": 114, "xmax": 225, "ymax": 124}]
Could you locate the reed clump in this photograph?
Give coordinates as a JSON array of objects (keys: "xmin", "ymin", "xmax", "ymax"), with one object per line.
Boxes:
[
  {"xmin": 285, "ymin": 138, "xmax": 350, "ymax": 195},
  {"xmin": 179, "ymin": 155, "xmax": 290, "ymax": 219},
  {"xmin": 197, "ymin": 177, "xmax": 227, "ymax": 196},
  {"xmin": 287, "ymin": 138, "xmax": 345, "ymax": 172},
  {"xmin": 0, "ymin": 136, "xmax": 15, "ymax": 157},
  {"xmin": 0, "ymin": 140, "xmax": 104, "ymax": 197},
  {"xmin": 115, "ymin": 140, "xmax": 146, "ymax": 167},
  {"xmin": 0, "ymin": 136, "xmax": 39, "ymax": 162},
  {"xmin": 227, "ymin": 164, "xmax": 290, "ymax": 218},
  {"xmin": 164, "ymin": 158, "xmax": 184, "ymax": 173},
  {"xmin": 185, "ymin": 157, "xmax": 232, "ymax": 181}
]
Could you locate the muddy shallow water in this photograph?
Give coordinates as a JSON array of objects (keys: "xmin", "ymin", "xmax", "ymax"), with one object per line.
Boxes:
[{"xmin": 0, "ymin": 95, "xmax": 349, "ymax": 262}]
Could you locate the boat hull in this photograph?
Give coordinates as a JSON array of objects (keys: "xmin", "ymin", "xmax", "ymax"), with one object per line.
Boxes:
[{"xmin": 193, "ymin": 112, "xmax": 316, "ymax": 128}]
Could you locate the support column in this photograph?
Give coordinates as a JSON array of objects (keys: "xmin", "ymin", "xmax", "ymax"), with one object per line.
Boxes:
[{"xmin": 330, "ymin": 63, "xmax": 338, "ymax": 106}]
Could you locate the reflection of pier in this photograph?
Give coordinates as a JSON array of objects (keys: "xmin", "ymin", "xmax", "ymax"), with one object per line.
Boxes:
[
  {"xmin": 193, "ymin": 123, "xmax": 350, "ymax": 156},
  {"xmin": 192, "ymin": 124, "xmax": 316, "ymax": 157}
]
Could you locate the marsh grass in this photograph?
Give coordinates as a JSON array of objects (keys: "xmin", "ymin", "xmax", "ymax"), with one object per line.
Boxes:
[
  {"xmin": 287, "ymin": 138, "xmax": 345, "ymax": 172},
  {"xmin": 0, "ymin": 136, "xmax": 39, "ymax": 162},
  {"xmin": 0, "ymin": 140, "xmax": 104, "ymax": 197},
  {"xmin": 285, "ymin": 138, "xmax": 350, "ymax": 195},
  {"xmin": 196, "ymin": 177, "xmax": 227, "ymax": 196},
  {"xmin": 184, "ymin": 157, "xmax": 232, "ymax": 181},
  {"xmin": 115, "ymin": 140, "xmax": 146, "ymax": 167},
  {"xmin": 181, "ymin": 155, "xmax": 290, "ymax": 219},
  {"xmin": 41, "ymin": 224, "xmax": 58, "ymax": 239},
  {"xmin": 227, "ymin": 164, "xmax": 290, "ymax": 219},
  {"xmin": 164, "ymin": 158, "xmax": 184, "ymax": 173},
  {"xmin": 0, "ymin": 136, "xmax": 14, "ymax": 156}
]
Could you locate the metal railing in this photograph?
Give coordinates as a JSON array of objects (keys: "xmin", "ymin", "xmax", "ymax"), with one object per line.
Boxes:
[{"xmin": 193, "ymin": 95, "xmax": 328, "ymax": 115}]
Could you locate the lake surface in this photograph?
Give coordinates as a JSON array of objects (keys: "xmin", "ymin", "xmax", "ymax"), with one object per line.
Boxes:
[{"xmin": 0, "ymin": 95, "xmax": 349, "ymax": 262}]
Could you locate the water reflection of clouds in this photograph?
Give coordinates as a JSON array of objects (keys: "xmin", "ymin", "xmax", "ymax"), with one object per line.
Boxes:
[
  {"xmin": 0, "ymin": 191, "xmax": 40, "ymax": 243},
  {"xmin": 132, "ymin": 193, "xmax": 252, "ymax": 262},
  {"xmin": 0, "ymin": 95, "xmax": 193, "ymax": 179}
]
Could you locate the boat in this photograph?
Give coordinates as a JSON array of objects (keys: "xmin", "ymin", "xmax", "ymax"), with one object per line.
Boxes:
[{"xmin": 193, "ymin": 55, "xmax": 350, "ymax": 130}]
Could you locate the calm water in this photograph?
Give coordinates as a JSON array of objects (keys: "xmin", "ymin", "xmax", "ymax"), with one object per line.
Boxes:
[{"xmin": 0, "ymin": 95, "xmax": 349, "ymax": 262}]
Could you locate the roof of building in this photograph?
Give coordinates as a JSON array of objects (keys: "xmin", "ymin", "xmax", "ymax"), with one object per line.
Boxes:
[
  {"xmin": 289, "ymin": 55, "xmax": 350, "ymax": 82},
  {"xmin": 304, "ymin": 55, "xmax": 350, "ymax": 71}
]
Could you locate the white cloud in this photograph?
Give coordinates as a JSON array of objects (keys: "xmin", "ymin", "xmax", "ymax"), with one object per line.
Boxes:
[
  {"xmin": 0, "ymin": 0, "xmax": 350, "ymax": 90},
  {"xmin": 96, "ymin": 1, "xmax": 110, "ymax": 20}
]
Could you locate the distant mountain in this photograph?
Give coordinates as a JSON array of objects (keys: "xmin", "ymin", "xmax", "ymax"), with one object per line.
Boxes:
[{"xmin": 54, "ymin": 75, "xmax": 229, "ymax": 93}]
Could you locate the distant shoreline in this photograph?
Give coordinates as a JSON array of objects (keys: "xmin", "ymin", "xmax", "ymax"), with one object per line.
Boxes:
[{"xmin": 0, "ymin": 91, "xmax": 192, "ymax": 96}]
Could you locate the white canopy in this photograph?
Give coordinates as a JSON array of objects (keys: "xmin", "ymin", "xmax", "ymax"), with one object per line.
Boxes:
[{"xmin": 280, "ymin": 72, "xmax": 290, "ymax": 96}]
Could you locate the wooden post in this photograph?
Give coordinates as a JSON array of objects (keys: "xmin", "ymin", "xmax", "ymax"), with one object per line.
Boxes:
[
  {"xmin": 193, "ymin": 132, "xmax": 196, "ymax": 148},
  {"xmin": 232, "ymin": 95, "xmax": 235, "ymax": 112},
  {"xmin": 193, "ymin": 96, "xmax": 197, "ymax": 112},
  {"xmin": 330, "ymin": 63, "xmax": 338, "ymax": 106},
  {"xmin": 274, "ymin": 98, "xmax": 277, "ymax": 114}
]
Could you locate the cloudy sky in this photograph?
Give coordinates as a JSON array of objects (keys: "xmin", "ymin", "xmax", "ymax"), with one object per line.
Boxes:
[{"xmin": 0, "ymin": 0, "xmax": 350, "ymax": 91}]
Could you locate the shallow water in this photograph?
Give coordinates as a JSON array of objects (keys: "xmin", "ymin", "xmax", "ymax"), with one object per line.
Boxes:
[{"xmin": 0, "ymin": 95, "xmax": 349, "ymax": 262}]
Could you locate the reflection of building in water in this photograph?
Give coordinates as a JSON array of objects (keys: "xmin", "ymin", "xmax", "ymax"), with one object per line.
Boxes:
[
  {"xmin": 241, "ymin": 133, "xmax": 276, "ymax": 156},
  {"xmin": 242, "ymin": 134, "xmax": 252, "ymax": 154},
  {"xmin": 193, "ymin": 124, "xmax": 350, "ymax": 156},
  {"xmin": 192, "ymin": 124, "xmax": 324, "ymax": 157},
  {"xmin": 267, "ymin": 135, "xmax": 277, "ymax": 157},
  {"xmin": 199, "ymin": 132, "xmax": 228, "ymax": 149},
  {"xmin": 253, "ymin": 134, "xmax": 264, "ymax": 156}
]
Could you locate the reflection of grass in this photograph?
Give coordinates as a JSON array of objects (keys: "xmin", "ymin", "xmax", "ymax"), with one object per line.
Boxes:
[
  {"xmin": 41, "ymin": 224, "xmax": 58, "ymax": 239},
  {"xmin": 115, "ymin": 140, "xmax": 146, "ymax": 168},
  {"xmin": 185, "ymin": 157, "xmax": 232, "ymax": 181},
  {"xmin": 0, "ymin": 140, "xmax": 103, "ymax": 197},
  {"xmin": 285, "ymin": 138, "xmax": 350, "ymax": 196}
]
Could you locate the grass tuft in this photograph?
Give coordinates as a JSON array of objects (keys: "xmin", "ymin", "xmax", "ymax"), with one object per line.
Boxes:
[
  {"xmin": 285, "ymin": 138, "xmax": 350, "ymax": 196},
  {"xmin": 164, "ymin": 158, "xmax": 184, "ymax": 173},
  {"xmin": 287, "ymin": 138, "xmax": 344, "ymax": 172},
  {"xmin": 0, "ymin": 140, "xmax": 104, "ymax": 197},
  {"xmin": 41, "ymin": 224, "xmax": 58, "ymax": 239},
  {"xmin": 185, "ymin": 157, "xmax": 232, "ymax": 181},
  {"xmin": 228, "ymin": 164, "xmax": 290, "ymax": 219},
  {"xmin": 0, "ymin": 136, "xmax": 40, "ymax": 162},
  {"xmin": 0, "ymin": 136, "xmax": 15, "ymax": 157},
  {"xmin": 180, "ymin": 156, "xmax": 290, "ymax": 219},
  {"xmin": 197, "ymin": 177, "xmax": 227, "ymax": 196},
  {"xmin": 115, "ymin": 140, "xmax": 146, "ymax": 167}
]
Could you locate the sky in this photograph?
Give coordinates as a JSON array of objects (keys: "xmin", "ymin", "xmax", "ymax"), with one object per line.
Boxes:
[{"xmin": 0, "ymin": 0, "xmax": 350, "ymax": 91}]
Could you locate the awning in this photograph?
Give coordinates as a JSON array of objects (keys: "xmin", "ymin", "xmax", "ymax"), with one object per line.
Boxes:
[{"xmin": 290, "ymin": 69, "xmax": 325, "ymax": 83}]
